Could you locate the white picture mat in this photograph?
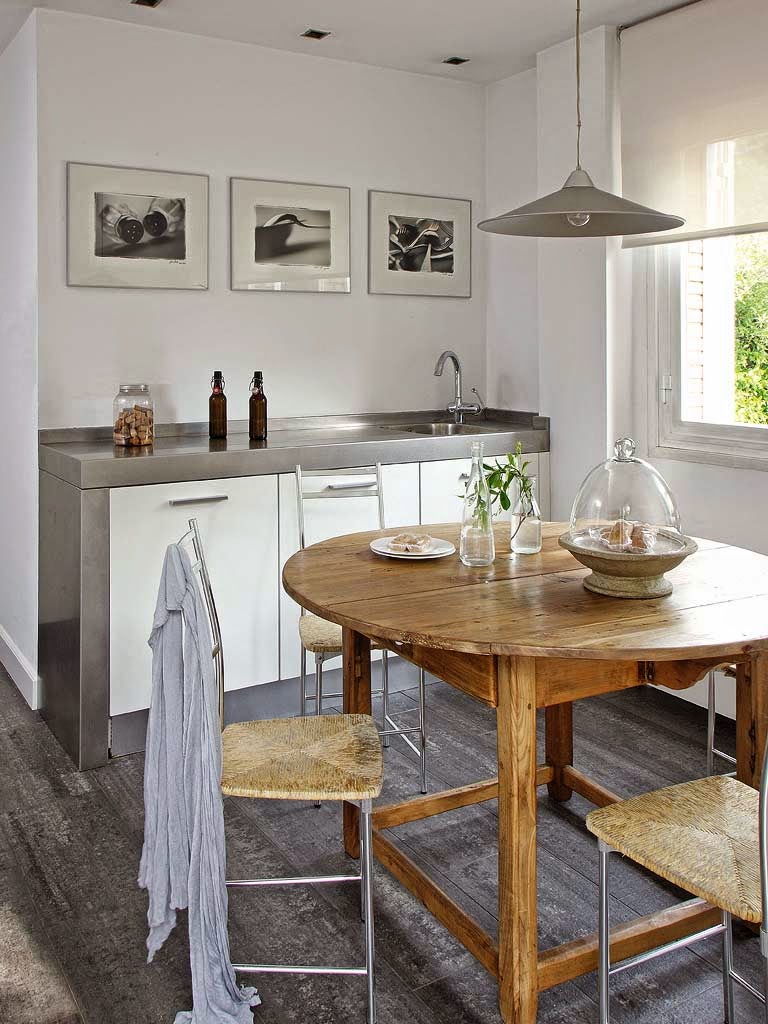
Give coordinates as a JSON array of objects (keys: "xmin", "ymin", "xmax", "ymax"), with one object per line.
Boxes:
[
  {"xmin": 368, "ymin": 190, "xmax": 471, "ymax": 297},
  {"xmin": 67, "ymin": 163, "xmax": 208, "ymax": 289},
  {"xmin": 230, "ymin": 178, "xmax": 350, "ymax": 292}
]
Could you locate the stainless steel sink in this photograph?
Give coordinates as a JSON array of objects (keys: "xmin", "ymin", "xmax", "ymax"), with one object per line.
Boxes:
[{"xmin": 383, "ymin": 421, "xmax": 502, "ymax": 436}]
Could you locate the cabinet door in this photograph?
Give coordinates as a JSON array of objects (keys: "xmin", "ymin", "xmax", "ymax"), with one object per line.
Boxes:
[
  {"xmin": 537, "ymin": 452, "xmax": 551, "ymax": 521},
  {"xmin": 110, "ymin": 475, "xmax": 279, "ymax": 717},
  {"xmin": 279, "ymin": 463, "xmax": 420, "ymax": 680},
  {"xmin": 419, "ymin": 458, "xmax": 471, "ymax": 525}
]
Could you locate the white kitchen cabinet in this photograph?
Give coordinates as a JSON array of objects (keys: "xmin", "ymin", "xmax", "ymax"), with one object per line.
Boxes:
[
  {"xmin": 278, "ymin": 463, "xmax": 420, "ymax": 680},
  {"xmin": 110, "ymin": 475, "xmax": 279, "ymax": 717},
  {"xmin": 419, "ymin": 458, "xmax": 472, "ymax": 524},
  {"xmin": 420, "ymin": 452, "xmax": 550, "ymax": 525},
  {"xmin": 537, "ymin": 452, "xmax": 551, "ymax": 521}
]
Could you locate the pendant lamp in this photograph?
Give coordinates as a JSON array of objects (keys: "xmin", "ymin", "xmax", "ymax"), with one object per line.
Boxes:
[{"xmin": 478, "ymin": 0, "xmax": 684, "ymax": 238}]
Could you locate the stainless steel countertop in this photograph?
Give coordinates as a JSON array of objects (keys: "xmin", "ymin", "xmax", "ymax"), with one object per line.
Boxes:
[{"xmin": 39, "ymin": 409, "xmax": 550, "ymax": 490}]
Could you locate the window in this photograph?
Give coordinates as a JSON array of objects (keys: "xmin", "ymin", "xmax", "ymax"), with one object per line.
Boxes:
[
  {"xmin": 650, "ymin": 229, "xmax": 768, "ymax": 468},
  {"xmin": 620, "ymin": 0, "xmax": 768, "ymax": 466},
  {"xmin": 680, "ymin": 233, "xmax": 768, "ymax": 428}
]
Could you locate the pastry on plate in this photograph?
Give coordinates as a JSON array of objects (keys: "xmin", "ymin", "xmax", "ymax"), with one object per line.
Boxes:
[{"xmin": 388, "ymin": 532, "xmax": 433, "ymax": 553}]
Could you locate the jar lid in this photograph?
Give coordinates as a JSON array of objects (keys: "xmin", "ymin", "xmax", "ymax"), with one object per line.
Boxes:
[
  {"xmin": 565, "ymin": 436, "xmax": 683, "ymax": 557},
  {"xmin": 119, "ymin": 383, "xmax": 150, "ymax": 393}
]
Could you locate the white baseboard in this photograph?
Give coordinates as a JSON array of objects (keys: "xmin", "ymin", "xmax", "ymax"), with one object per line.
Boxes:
[{"xmin": 0, "ymin": 623, "xmax": 38, "ymax": 709}]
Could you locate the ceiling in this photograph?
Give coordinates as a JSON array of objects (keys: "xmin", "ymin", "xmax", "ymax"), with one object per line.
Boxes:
[{"xmin": 0, "ymin": 0, "xmax": 678, "ymax": 82}]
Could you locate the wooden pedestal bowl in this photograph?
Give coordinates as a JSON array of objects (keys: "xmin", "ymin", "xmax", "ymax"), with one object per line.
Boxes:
[{"xmin": 558, "ymin": 531, "xmax": 698, "ymax": 599}]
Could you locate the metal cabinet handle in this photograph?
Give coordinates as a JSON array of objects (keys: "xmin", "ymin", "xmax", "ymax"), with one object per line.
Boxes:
[
  {"xmin": 326, "ymin": 480, "xmax": 376, "ymax": 491},
  {"xmin": 168, "ymin": 495, "xmax": 229, "ymax": 507}
]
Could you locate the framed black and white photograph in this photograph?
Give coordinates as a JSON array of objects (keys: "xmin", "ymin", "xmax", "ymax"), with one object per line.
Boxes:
[
  {"xmin": 368, "ymin": 190, "xmax": 471, "ymax": 298},
  {"xmin": 230, "ymin": 178, "xmax": 350, "ymax": 292},
  {"xmin": 68, "ymin": 163, "xmax": 208, "ymax": 289}
]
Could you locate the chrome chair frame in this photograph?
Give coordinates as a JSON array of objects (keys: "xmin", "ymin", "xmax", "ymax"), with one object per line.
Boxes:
[
  {"xmin": 707, "ymin": 667, "xmax": 737, "ymax": 777},
  {"xmin": 295, "ymin": 463, "xmax": 427, "ymax": 793},
  {"xmin": 596, "ymin": 735, "xmax": 768, "ymax": 1024},
  {"xmin": 179, "ymin": 518, "xmax": 377, "ymax": 1023}
]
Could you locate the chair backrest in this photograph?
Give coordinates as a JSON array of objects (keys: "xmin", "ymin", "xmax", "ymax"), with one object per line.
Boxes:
[
  {"xmin": 178, "ymin": 518, "xmax": 225, "ymax": 731},
  {"xmin": 295, "ymin": 463, "xmax": 385, "ymax": 551}
]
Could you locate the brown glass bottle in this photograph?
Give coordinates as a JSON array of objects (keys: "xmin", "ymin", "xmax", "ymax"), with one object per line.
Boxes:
[
  {"xmin": 209, "ymin": 370, "xmax": 227, "ymax": 440},
  {"xmin": 249, "ymin": 371, "xmax": 267, "ymax": 441}
]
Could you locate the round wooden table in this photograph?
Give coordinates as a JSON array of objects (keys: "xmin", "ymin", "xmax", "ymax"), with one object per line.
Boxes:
[{"xmin": 283, "ymin": 521, "xmax": 768, "ymax": 1024}]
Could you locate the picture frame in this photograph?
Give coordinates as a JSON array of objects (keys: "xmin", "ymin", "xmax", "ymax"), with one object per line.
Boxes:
[
  {"xmin": 230, "ymin": 178, "xmax": 351, "ymax": 292},
  {"xmin": 67, "ymin": 163, "xmax": 209, "ymax": 289},
  {"xmin": 368, "ymin": 190, "xmax": 472, "ymax": 298}
]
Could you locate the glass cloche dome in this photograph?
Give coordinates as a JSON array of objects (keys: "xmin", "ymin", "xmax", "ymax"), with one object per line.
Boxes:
[{"xmin": 565, "ymin": 438, "xmax": 684, "ymax": 557}]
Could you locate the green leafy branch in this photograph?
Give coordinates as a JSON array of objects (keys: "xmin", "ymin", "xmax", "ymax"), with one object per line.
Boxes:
[
  {"xmin": 465, "ymin": 482, "xmax": 491, "ymax": 531},
  {"xmin": 462, "ymin": 442, "xmax": 537, "ymax": 538},
  {"xmin": 483, "ymin": 442, "xmax": 536, "ymax": 542},
  {"xmin": 483, "ymin": 442, "xmax": 531, "ymax": 511}
]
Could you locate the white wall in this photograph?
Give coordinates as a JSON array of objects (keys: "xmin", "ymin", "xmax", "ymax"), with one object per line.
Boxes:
[
  {"xmin": 0, "ymin": 14, "xmax": 38, "ymax": 706},
  {"xmin": 0, "ymin": 10, "xmax": 488, "ymax": 705},
  {"xmin": 484, "ymin": 69, "xmax": 539, "ymax": 411},
  {"xmin": 35, "ymin": 11, "xmax": 487, "ymax": 429}
]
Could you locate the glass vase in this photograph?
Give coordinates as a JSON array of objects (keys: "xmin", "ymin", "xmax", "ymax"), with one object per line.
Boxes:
[
  {"xmin": 460, "ymin": 442, "xmax": 495, "ymax": 567},
  {"xmin": 510, "ymin": 475, "xmax": 542, "ymax": 554}
]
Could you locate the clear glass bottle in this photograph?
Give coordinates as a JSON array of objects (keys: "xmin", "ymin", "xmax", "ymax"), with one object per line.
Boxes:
[
  {"xmin": 113, "ymin": 383, "xmax": 154, "ymax": 447},
  {"xmin": 460, "ymin": 441, "xmax": 495, "ymax": 567},
  {"xmin": 510, "ymin": 475, "xmax": 542, "ymax": 554}
]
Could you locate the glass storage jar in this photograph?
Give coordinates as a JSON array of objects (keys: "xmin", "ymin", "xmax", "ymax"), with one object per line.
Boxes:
[
  {"xmin": 558, "ymin": 437, "xmax": 697, "ymax": 598},
  {"xmin": 564, "ymin": 437, "xmax": 683, "ymax": 556},
  {"xmin": 113, "ymin": 383, "xmax": 154, "ymax": 447}
]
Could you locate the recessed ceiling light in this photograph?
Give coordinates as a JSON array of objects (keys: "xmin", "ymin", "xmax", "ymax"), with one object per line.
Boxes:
[
  {"xmin": 301, "ymin": 28, "xmax": 332, "ymax": 40},
  {"xmin": 442, "ymin": 56, "xmax": 470, "ymax": 66},
  {"xmin": 131, "ymin": 0, "xmax": 164, "ymax": 7}
]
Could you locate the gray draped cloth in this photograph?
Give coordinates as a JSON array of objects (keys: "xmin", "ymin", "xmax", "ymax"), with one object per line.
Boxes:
[{"xmin": 139, "ymin": 543, "xmax": 260, "ymax": 1023}]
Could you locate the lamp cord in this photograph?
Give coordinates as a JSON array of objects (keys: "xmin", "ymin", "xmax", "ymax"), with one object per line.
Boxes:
[{"xmin": 575, "ymin": 0, "xmax": 582, "ymax": 169}]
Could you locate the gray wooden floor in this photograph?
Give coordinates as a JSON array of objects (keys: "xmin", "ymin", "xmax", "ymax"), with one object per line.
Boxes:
[{"xmin": 0, "ymin": 664, "xmax": 763, "ymax": 1024}]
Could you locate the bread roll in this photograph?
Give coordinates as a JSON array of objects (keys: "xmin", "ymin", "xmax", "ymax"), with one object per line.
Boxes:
[{"xmin": 388, "ymin": 532, "xmax": 433, "ymax": 553}]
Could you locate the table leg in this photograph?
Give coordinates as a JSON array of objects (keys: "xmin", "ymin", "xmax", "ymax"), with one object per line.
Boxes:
[
  {"xmin": 736, "ymin": 652, "xmax": 768, "ymax": 789},
  {"xmin": 545, "ymin": 703, "xmax": 573, "ymax": 802},
  {"xmin": 498, "ymin": 656, "xmax": 538, "ymax": 1024},
  {"xmin": 343, "ymin": 627, "xmax": 372, "ymax": 858}
]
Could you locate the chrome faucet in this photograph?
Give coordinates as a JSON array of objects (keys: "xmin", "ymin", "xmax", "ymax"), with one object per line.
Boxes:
[{"xmin": 434, "ymin": 350, "xmax": 484, "ymax": 424}]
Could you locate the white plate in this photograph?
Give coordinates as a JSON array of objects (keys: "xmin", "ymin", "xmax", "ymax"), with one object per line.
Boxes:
[{"xmin": 369, "ymin": 537, "xmax": 456, "ymax": 560}]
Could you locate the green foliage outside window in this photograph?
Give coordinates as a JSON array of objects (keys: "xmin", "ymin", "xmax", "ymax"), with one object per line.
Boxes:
[{"xmin": 735, "ymin": 234, "xmax": 768, "ymax": 425}]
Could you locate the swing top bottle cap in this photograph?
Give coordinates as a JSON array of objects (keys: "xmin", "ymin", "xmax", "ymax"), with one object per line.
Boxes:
[{"xmin": 253, "ymin": 371, "xmax": 263, "ymax": 383}]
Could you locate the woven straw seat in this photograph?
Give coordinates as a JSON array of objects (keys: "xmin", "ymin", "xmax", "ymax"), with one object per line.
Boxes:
[
  {"xmin": 299, "ymin": 614, "xmax": 343, "ymax": 653},
  {"xmin": 221, "ymin": 713, "xmax": 384, "ymax": 802},
  {"xmin": 299, "ymin": 613, "xmax": 383, "ymax": 654},
  {"xmin": 587, "ymin": 775, "xmax": 761, "ymax": 923}
]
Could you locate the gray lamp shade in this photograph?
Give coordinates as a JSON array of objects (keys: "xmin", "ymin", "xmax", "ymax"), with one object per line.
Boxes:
[{"xmin": 478, "ymin": 168, "xmax": 685, "ymax": 238}]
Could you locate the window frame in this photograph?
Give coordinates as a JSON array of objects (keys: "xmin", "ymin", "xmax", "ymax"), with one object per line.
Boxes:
[{"xmin": 647, "ymin": 241, "xmax": 768, "ymax": 471}]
